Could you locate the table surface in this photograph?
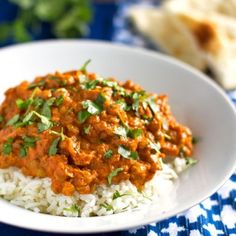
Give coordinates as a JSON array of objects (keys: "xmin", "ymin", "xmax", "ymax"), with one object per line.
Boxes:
[{"xmin": 0, "ymin": 1, "xmax": 236, "ymax": 235}]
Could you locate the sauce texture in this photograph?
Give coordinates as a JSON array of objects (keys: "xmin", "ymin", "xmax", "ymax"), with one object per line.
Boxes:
[{"xmin": 0, "ymin": 64, "xmax": 193, "ymax": 195}]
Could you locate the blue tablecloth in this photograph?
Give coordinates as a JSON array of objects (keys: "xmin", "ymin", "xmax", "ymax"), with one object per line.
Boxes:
[{"xmin": 0, "ymin": 0, "xmax": 236, "ymax": 235}]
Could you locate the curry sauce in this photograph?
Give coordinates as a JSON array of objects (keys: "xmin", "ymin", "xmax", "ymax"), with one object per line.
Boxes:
[{"xmin": 0, "ymin": 62, "xmax": 193, "ymax": 196}]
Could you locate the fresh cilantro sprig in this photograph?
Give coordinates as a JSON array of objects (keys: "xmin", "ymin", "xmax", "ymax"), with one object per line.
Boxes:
[{"xmin": 107, "ymin": 168, "xmax": 123, "ymax": 185}]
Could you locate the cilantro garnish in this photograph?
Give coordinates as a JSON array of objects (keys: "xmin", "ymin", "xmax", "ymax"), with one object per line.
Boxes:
[
  {"xmin": 100, "ymin": 203, "xmax": 113, "ymax": 211},
  {"xmin": 107, "ymin": 167, "xmax": 124, "ymax": 185},
  {"xmin": 64, "ymin": 204, "xmax": 80, "ymax": 215},
  {"xmin": 77, "ymin": 110, "xmax": 91, "ymax": 123},
  {"xmin": 104, "ymin": 150, "xmax": 113, "ymax": 159},
  {"xmin": 3, "ymin": 138, "xmax": 14, "ymax": 155},
  {"xmin": 186, "ymin": 157, "xmax": 198, "ymax": 167},
  {"xmin": 82, "ymin": 100, "xmax": 101, "ymax": 115},
  {"xmin": 28, "ymin": 80, "xmax": 46, "ymax": 90},
  {"xmin": 112, "ymin": 190, "xmax": 127, "ymax": 200},
  {"xmin": 7, "ymin": 114, "xmax": 20, "ymax": 126},
  {"xmin": 83, "ymin": 125, "xmax": 91, "ymax": 134},
  {"xmin": 192, "ymin": 136, "xmax": 200, "ymax": 145},
  {"xmin": 118, "ymin": 145, "xmax": 139, "ymax": 160},
  {"xmin": 128, "ymin": 128, "xmax": 142, "ymax": 139},
  {"xmin": 19, "ymin": 136, "xmax": 38, "ymax": 157},
  {"xmin": 80, "ymin": 59, "xmax": 91, "ymax": 73},
  {"xmin": 55, "ymin": 95, "xmax": 64, "ymax": 106},
  {"xmin": 48, "ymin": 137, "xmax": 61, "ymax": 156},
  {"xmin": 0, "ymin": 115, "xmax": 3, "ymax": 123},
  {"xmin": 114, "ymin": 126, "xmax": 142, "ymax": 139}
]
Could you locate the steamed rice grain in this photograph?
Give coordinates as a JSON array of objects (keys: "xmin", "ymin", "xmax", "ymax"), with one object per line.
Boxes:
[{"xmin": 0, "ymin": 158, "xmax": 186, "ymax": 217}]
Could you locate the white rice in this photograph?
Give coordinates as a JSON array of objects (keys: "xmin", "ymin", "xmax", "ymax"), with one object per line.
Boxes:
[{"xmin": 0, "ymin": 158, "xmax": 187, "ymax": 217}]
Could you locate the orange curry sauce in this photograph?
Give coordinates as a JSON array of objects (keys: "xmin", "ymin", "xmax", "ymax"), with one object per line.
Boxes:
[{"xmin": 0, "ymin": 64, "xmax": 193, "ymax": 196}]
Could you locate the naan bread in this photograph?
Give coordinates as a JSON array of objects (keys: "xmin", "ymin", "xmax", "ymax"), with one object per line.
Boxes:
[{"xmin": 129, "ymin": 0, "xmax": 236, "ymax": 89}]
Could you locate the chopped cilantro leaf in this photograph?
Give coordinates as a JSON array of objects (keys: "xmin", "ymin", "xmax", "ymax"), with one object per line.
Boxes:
[
  {"xmin": 81, "ymin": 79, "xmax": 99, "ymax": 90},
  {"xmin": 118, "ymin": 145, "xmax": 139, "ymax": 160},
  {"xmin": 100, "ymin": 203, "xmax": 113, "ymax": 211},
  {"xmin": 7, "ymin": 114, "xmax": 20, "ymax": 126},
  {"xmin": 104, "ymin": 150, "xmax": 113, "ymax": 159},
  {"xmin": 55, "ymin": 95, "xmax": 64, "ymax": 106},
  {"xmin": 64, "ymin": 204, "xmax": 80, "ymax": 215},
  {"xmin": 186, "ymin": 157, "xmax": 198, "ymax": 167},
  {"xmin": 16, "ymin": 98, "xmax": 32, "ymax": 110},
  {"xmin": 83, "ymin": 125, "xmax": 91, "ymax": 134},
  {"xmin": 49, "ymin": 128, "xmax": 66, "ymax": 141},
  {"xmin": 112, "ymin": 190, "xmax": 127, "ymax": 200},
  {"xmin": 82, "ymin": 100, "xmax": 101, "ymax": 115},
  {"xmin": 80, "ymin": 59, "xmax": 91, "ymax": 73},
  {"xmin": 128, "ymin": 129, "xmax": 142, "ymax": 139},
  {"xmin": 19, "ymin": 145, "xmax": 27, "ymax": 157},
  {"xmin": 95, "ymin": 93, "xmax": 106, "ymax": 108},
  {"xmin": 48, "ymin": 137, "xmax": 61, "ymax": 156},
  {"xmin": 3, "ymin": 138, "xmax": 14, "ymax": 155},
  {"xmin": 0, "ymin": 115, "xmax": 4, "ymax": 123},
  {"xmin": 107, "ymin": 167, "xmax": 123, "ymax": 185},
  {"xmin": 192, "ymin": 136, "xmax": 201, "ymax": 145},
  {"xmin": 77, "ymin": 110, "xmax": 91, "ymax": 123},
  {"xmin": 28, "ymin": 80, "xmax": 46, "ymax": 90}
]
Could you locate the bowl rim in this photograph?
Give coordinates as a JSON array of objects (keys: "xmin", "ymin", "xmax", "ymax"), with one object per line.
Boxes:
[{"xmin": 0, "ymin": 39, "xmax": 236, "ymax": 234}]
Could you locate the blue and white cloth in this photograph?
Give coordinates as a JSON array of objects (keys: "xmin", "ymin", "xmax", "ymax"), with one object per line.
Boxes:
[{"xmin": 112, "ymin": 0, "xmax": 236, "ymax": 235}]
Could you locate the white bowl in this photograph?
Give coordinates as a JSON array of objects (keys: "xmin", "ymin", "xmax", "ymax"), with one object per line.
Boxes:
[{"xmin": 0, "ymin": 40, "xmax": 236, "ymax": 233}]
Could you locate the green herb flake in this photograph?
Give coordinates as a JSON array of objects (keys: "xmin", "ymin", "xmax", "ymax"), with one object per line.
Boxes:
[
  {"xmin": 80, "ymin": 59, "xmax": 91, "ymax": 73},
  {"xmin": 100, "ymin": 203, "xmax": 113, "ymax": 211},
  {"xmin": 130, "ymin": 151, "xmax": 139, "ymax": 160},
  {"xmin": 19, "ymin": 145, "xmax": 27, "ymax": 158},
  {"xmin": 64, "ymin": 204, "xmax": 80, "ymax": 215},
  {"xmin": 112, "ymin": 190, "xmax": 126, "ymax": 200},
  {"xmin": 22, "ymin": 111, "xmax": 52, "ymax": 132},
  {"xmin": 149, "ymin": 141, "xmax": 161, "ymax": 153},
  {"xmin": 95, "ymin": 93, "xmax": 106, "ymax": 108},
  {"xmin": 16, "ymin": 98, "xmax": 32, "ymax": 110},
  {"xmin": 32, "ymin": 97, "xmax": 44, "ymax": 109},
  {"xmin": 41, "ymin": 97, "xmax": 56, "ymax": 119},
  {"xmin": 3, "ymin": 138, "xmax": 14, "ymax": 155},
  {"xmin": 48, "ymin": 137, "xmax": 61, "ymax": 156},
  {"xmin": 28, "ymin": 80, "xmax": 46, "ymax": 90},
  {"xmin": 117, "ymin": 145, "xmax": 139, "ymax": 160},
  {"xmin": 0, "ymin": 115, "xmax": 4, "ymax": 123},
  {"xmin": 128, "ymin": 128, "xmax": 142, "ymax": 139},
  {"xmin": 192, "ymin": 136, "xmax": 201, "ymax": 145},
  {"xmin": 102, "ymin": 80, "xmax": 118, "ymax": 88},
  {"xmin": 82, "ymin": 100, "xmax": 101, "ymax": 115},
  {"xmin": 83, "ymin": 125, "xmax": 91, "ymax": 134},
  {"xmin": 116, "ymin": 100, "xmax": 130, "ymax": 111},
  {"xmin": 55, "ymin": 95, "xmax": 64, "ymax": 106},
  {"xmin": 19, "ymin": 136, "xmax": 38, "ymax": 157},
  {"xmin": 49, "ymin": 128, "xmax": 66, "ymax": 141},
  {"xmin": 81, "ymin": 79, "xmax": 99, "ymax": 90},
  {"xmin": 108, "ymin": 167, "xmax": 123, "ymax": 185},
  {"xmin": 7, "ymin": 114, "xmax": 20, "ymax": 126},
  {"xmin": 186, "ymin": 157, "xmax": 198, "ymax": 167},
  {"xmin": 77, "ymin": 110, "xmax": 91, "ymax": 123},
  {"xmin": 104, "ymin": 150, "xmax": 113, "ymax": 159}
]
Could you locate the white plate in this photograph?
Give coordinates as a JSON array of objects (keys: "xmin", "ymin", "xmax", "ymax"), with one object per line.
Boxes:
[{"xmin": 0, "ymin": 40, "xmax": 236, "ymax": 234}]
